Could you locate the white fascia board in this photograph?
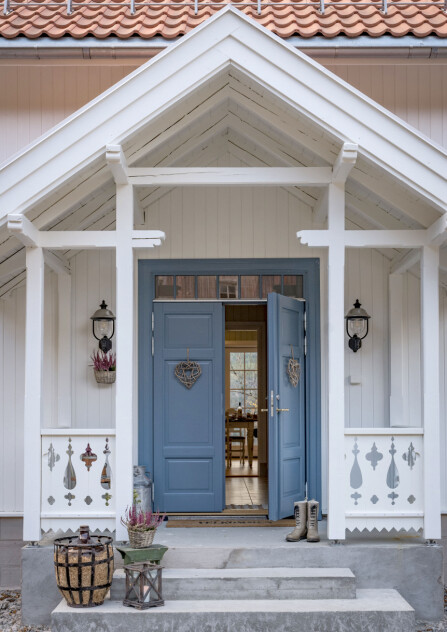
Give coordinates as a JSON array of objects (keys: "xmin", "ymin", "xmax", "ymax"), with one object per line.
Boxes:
[{"xmin": 0, "ymin": 7, "xmax": 446, "ymax": 223}]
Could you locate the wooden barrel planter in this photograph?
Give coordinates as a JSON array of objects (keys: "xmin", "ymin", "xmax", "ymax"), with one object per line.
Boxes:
[{"xmin": 54, "ymin": 526, "xmax": 114, "ymax": 607}]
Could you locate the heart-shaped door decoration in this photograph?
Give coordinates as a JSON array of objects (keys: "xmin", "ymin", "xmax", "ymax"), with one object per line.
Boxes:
[{"xmin": 175, "ymin": 350, "xmax": 202, "ymax": 389}]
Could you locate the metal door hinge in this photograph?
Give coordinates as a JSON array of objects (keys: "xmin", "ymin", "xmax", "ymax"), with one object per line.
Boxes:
[
  {"xmin": 152, "ymin": 312, "xmax": 154, "ymax": 332},
  {"xmin": 151, "ymin": 336, "xmax": 154, "ymax": 356},
  {"xmin": 304, "ymin": 309, "xmax": 307, "ymax": 356}
]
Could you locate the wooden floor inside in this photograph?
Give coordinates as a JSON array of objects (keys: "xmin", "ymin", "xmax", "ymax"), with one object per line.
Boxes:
[{"xmin": 225, "ymin": 459, "xmax": 268, "ymax": 509}]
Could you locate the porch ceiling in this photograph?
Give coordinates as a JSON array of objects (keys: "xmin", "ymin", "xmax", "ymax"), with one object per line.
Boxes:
[{"xmin": 0, "ymin": 7, "xmax": 446, "ymax": 292}]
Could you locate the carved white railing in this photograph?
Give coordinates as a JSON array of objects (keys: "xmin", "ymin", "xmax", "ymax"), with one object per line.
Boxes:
[
  {"xmin": 41, "ymin": 429, "xmax": 116, "ymax": 533},
  {"xmin": 345, "ymin": 428, "xmax": 424, "ymax": 533}
]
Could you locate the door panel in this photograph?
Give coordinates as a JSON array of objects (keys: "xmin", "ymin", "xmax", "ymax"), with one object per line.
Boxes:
[
  {"xmin": 268, "ymin": 293, "xmax": 306, "ymax": 520},
  {"xmin": 154, "ymin": 302, "xmax": 224, "ymax": 513}
]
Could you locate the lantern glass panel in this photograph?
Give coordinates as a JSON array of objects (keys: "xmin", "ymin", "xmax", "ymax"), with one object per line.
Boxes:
[
  {"xmin": 93, "ymin": 319, "xmax": 113, "ymax": 339},
  {"xmin": 348, "ymin": 318, "xmax": 367, "ymax": 338}
]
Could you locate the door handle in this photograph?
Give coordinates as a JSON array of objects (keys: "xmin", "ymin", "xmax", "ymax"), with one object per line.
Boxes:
[
  {"xmin": 260, "ymin": 409, "xmax": 268, "ymax": 413},
  {"xmin": 276, "ymin": 408, "xmax": 289, "ymax": 413}
]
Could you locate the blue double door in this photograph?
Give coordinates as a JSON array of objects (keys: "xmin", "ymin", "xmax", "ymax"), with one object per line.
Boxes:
[{"xmin": 153, "ymin": 295, "xmax": 306, "ymax": 519}]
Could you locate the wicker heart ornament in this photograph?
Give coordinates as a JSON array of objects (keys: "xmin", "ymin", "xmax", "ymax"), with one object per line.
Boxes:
[
  {"xmin": 287, "ymin": 346, "xmax": 300, "ymax": 388},
  {"xmin": 174, "ymin": 359, "xmax": 202, "ymax": 389}
]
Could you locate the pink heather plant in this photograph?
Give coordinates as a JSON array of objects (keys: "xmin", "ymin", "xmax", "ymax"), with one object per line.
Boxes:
[
  {"xmin": 121, "ymin": 505, "xmax": 165, "ymax": 532},
  {"xmin": 91, "ymin": 350, "xmax": 116, "ymax": 372}
]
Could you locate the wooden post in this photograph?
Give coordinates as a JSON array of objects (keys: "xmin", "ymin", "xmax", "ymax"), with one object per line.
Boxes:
[
  {"xmin": 57, "ymin": 272, "xmax": 72, "ymax": 428},
  {"xmin": 389, "ymin": 274, "xmax": 405, "ymax": 427},
  {"xmin": 23, "ymin": 246, "xmax": 44, "ymax": 542},
  {"xmin": 421, "ymin": 245, "xmax": 441, "ymax": 540},
  {"xmin": 326, "ymin": 183, "xmax": 346, "ymax": 541},
  {"xmin": 115, "ymin": 183, "xmax": 134, "ymax": 541}
]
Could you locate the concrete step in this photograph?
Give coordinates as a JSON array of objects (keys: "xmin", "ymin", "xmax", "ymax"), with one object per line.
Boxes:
[
  {"xmin": 110, "ymin": 567, "xmax": 356, "ymax": 601},
  {"xmin": 51, "ymin": 589, "xmax": 415, "ymax": 632}
]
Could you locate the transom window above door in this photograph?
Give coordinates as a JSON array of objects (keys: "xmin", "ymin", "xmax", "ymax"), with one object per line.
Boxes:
[{"xmin": 155, "ymin": 274, "xmax": 303, "ymax": 300}]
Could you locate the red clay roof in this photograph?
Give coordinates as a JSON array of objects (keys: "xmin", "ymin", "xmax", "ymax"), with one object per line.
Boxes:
[{"xmin": 0, "ymin": 0, "xmax": 446, "ymax": 40}]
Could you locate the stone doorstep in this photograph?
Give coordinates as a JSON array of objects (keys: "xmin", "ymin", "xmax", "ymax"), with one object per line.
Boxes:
[
  {"xmin": 51, "ymin": 589, "xmax": 415, "ymax": 632},
  {"xmin": 110, "ymin": 567, "xmax": 357, "ymax": 601}
]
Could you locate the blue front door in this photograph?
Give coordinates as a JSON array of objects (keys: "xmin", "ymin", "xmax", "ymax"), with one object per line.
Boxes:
[
  {"xmin": 268, "ymin": 293, "xmax": 306, "ymax": 520},
  {"xmin": 153, "ymin": 302, "xmax": 224, "ymax": 512}
]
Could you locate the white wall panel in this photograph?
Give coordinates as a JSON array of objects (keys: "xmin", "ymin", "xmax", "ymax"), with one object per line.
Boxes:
[{"xmin": 0, "ymin": 62, "xmax": 447, "ymax": 166}]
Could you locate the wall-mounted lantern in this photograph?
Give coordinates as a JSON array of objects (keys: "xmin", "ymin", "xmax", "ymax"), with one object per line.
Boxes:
[
  {"xmin": 91, "ymin": 300, "xmax": 115, "ymax": 353},
  {"xmin": 345, "ymin": 299, "xmax": 370, "ymax": 353}
]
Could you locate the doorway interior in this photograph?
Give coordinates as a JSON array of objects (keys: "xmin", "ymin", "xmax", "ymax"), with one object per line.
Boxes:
[{"xmin": 224, "ymin": 305, "xmax": 268, "ymax": 513}]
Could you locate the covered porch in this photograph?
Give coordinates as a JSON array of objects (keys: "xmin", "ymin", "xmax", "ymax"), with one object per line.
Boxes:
[{"xmin": 0, "ymin": 7, "xmax": 446, "ymax": 548}]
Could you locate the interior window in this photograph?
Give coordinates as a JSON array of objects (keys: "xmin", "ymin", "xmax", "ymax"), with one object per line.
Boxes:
[{"xmin": 229, "ymin": 351, "xmax": 258, "ymax": 415}]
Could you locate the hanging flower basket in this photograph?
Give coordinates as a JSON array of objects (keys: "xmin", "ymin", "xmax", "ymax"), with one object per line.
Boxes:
[
  {"xmin": 94, "ymin": 370, "xmax": 116, "ymax": 384},
  {"xmin": 91, "ymin": 351, "xmax": 116, "ymax": 385}
]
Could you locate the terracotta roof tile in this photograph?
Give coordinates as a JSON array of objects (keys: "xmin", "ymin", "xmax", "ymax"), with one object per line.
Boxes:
[{"xmin": 0, "ymin": 0, "xmax": 446, "ymax": 40}]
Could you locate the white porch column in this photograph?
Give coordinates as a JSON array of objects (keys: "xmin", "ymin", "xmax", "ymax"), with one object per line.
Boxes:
[
  {"xmin": 389, "ymin": 274, "xmax": 405, "ymax": 427},
  {"xmin": 115, "ymin": 183, "xmax": 134, "ymax": 540},
  {"xmin": 326, "ymin": 183, "xmax": 346, "ymax": 541},
  {"xmin": 23, "ymin": 246, "xmax": 45, "ymax": 542},
  {"xmin": 421, "ymin": 245, "xmax": 441, "ymax": 540},
  {"xmin": 57, "ymin": 272, "xmax": 72, "ymax": 428}
]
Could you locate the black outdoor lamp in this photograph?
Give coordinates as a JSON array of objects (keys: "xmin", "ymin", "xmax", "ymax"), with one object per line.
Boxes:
[
  {"xmin": 91, "ymin": 300, "xmax": 116, "ymax": 353},
  {"xmin": 345, "ymin": 299, "xmax": 370, "ymax": 353}
]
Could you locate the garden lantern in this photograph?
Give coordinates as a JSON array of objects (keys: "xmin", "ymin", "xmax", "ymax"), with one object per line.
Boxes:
[
  {"xmin": 123, "ymin": 562, "xmax": 164, "ymax": 610},
  {"xmin": 345, "ymin": 299, "xmax": 370, "ymax": 352},
  {"xmin": 91, "ymin": 300, "xmax": 115, "ymax": 353}
]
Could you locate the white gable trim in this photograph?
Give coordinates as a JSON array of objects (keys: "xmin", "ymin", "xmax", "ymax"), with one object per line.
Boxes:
[{"xmin": 0, "ymin": 7, "xmax": 446, "ymax": 218}]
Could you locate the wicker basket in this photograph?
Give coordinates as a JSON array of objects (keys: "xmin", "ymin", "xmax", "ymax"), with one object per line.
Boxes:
[
  {"xmin": 94, "ymin": 370, "xmax": 116, "ymax": 384},
  {"xmin": 54, "ymin": 532, "xmax": 114, "ymax": 608},
  {"xmin": 128, "ymin": 528, "xmax": 156, "ymax": 549}
]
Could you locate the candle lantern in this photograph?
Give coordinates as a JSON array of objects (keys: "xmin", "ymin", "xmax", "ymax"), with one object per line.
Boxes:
[{"xmin": 123, "ymin": 562, "xmax": 164, "ymax": 609}]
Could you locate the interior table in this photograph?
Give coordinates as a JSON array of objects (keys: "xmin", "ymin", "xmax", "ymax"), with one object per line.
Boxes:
[{"xmin": 225, "ymin": 417, "xmax": 257, "ymax": 468}]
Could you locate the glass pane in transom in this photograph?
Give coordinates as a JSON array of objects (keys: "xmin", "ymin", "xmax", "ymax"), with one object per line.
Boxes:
[
  {"xmin": 241, "ymin": 276, "xmax": 260, "ymax": 299},
  {"xmin": 197, "ymin": 276, "xmax": 217, "ymax": 299},
  {"xmin": 176, "ymin": 276, "xmax": 195, "ymax": 299},
  {"xmin": 155, "ymin": 276, "xmax": 174, "ymax": 299},
  {"xmin": 262, "ymin": 275, "xmax": 281, "ymax": 298},
  {"xmin": 283, "ymin": 275, "xmax": 304, "ymax": 298},
  {"xmin": 219, "ymin": 276, "xmax": 238, "ymax": 299}
]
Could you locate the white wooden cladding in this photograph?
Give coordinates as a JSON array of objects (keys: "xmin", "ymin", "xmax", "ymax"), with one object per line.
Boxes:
[
  {"xmin": 40, "ymin": 430, "xmax": 116, "ymax": 533},
  {"xmin": 1, "ymin": 62, "xmax": 447, "ymax": 166},
  {"xmin": 345, "ymin": 429, "xmax": 424, "ymax": 533}
]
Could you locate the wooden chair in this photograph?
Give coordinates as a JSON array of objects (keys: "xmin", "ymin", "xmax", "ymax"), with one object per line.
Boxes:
[{"xmin": 225, "ymin": 409, "xmax": 246, "ymax": 468}]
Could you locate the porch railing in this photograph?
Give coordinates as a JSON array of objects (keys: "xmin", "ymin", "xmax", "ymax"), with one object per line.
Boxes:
[
  {"xmin": 344, "ymin": 428, "xmax": 424, "ymax": 533},
  {"xmin": 41, "ymin": 429, "xmax": 116, "ymax": 533}
]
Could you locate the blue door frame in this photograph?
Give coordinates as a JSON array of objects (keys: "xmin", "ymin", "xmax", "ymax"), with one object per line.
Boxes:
[{"xmin": 138, "ymin": 259, "xmax": 321, "ymax": 510}]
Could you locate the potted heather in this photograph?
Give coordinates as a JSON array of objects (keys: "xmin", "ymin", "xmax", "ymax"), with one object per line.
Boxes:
[
  {"xmin": 91, "ymin": 350, "xmax": 116, "ymax": 384},
  {"xmin": 121, "ymin": 505, "xmax": 165, "ymax": 549}
]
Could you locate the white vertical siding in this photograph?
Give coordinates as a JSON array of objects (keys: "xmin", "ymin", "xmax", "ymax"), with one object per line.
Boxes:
[{"xmin": 0, "ymin": 62, "xmax": 447, "ymax": 166}]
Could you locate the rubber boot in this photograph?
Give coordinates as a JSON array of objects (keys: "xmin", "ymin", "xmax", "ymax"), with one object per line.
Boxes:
[
  {"xmin": 286, "ymin": 500, "xmax": 307, "ymax": 542},
  {"xmin": 306, "ymin": 499, "xmax": 320, "ymax": 542}
]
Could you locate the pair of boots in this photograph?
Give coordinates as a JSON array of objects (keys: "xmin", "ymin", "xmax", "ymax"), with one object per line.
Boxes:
[{"xmin": 286, "ymin": 499, "xmax": 320, "ymax": 543}]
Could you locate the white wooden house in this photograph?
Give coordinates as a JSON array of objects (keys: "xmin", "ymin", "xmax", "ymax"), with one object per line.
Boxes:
[{"xmin": 0, "ymin": 2, "xmax": 447, "ymax": 626}]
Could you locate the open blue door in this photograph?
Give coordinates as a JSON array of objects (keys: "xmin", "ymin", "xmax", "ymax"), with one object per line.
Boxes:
[
  {"xmin": 268, "ymin": 293, "xmax": 306, "ymax": 520},
  {"xmin": 153, "ymin": 302, "xmax": 224, "ymax": 513}
]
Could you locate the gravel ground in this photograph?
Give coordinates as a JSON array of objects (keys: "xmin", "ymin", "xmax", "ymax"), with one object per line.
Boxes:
[{"xmin": 1, "ymin": 587, "xmax": 447, "ymax": 631}]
